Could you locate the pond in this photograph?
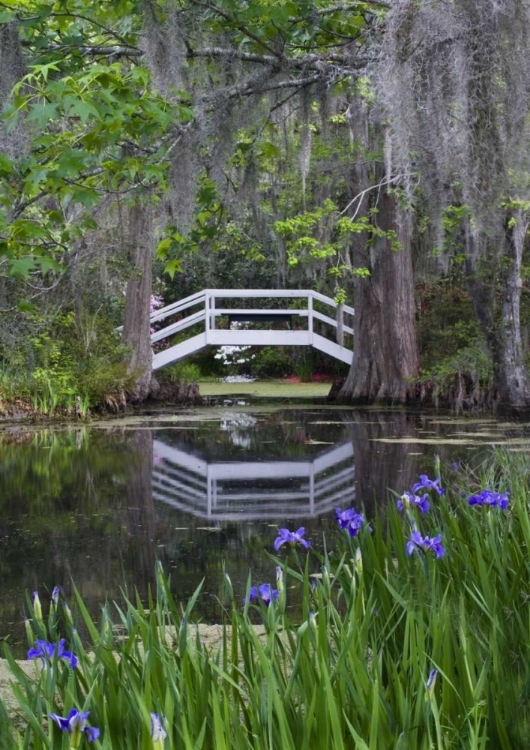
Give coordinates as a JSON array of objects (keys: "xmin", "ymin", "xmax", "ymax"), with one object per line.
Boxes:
[{"xmin": 0, "ymin": 404, "xmax": 528, "ymax": 656}]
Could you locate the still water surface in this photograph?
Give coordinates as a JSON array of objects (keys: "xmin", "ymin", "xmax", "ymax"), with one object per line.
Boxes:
[{"xmin": 0, "ymin": 405, "xmax": 525, "ymax": 654}]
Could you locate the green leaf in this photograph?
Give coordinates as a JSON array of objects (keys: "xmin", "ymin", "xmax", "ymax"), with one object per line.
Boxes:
[
  {"xmin": 28, "ymin": 61, "xmax": 60, "ymax": 81},
  {"xmin": 69, "ymin": 99, "xmax": 102, "ymax": 124},
  {"xmin": 9, "ymin": 257, "xmax": 37, "ymax": 279},
  {"xmin": 18, "ymin": 300, "xmax": 37, "ymax": 313},
  {"xmin": 0, "ymin": 154, "xmax": 13, "ymax": 175},
  {"xmin": 156, "ymin": 237, "xmax": 172, "ymax": 259},
  {"xmin": 36, "ymin": 256, "xmax": 61, "ymax": 274},
  {"xmin": 165, "ymin": 258, "xmax": 182, "ymax": 279},
  {"xmin": 26, "ymin": 102, "xmax": 60, "ymax": 128}
]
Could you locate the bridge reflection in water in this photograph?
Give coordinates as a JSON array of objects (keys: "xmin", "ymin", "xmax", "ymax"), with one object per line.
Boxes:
[{"xmin": 152, "ymin": 438, "xmax": 355, "ymax": 521}]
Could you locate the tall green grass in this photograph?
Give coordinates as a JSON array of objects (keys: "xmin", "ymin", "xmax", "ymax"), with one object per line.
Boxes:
[{"xmin": 3, "ymin": 450, "xmax": 530, "ymax": 748}]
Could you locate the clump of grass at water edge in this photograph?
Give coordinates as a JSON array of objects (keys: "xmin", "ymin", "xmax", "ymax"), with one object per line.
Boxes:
[{"xmin": 1, "ymin": 450, "xmax": 529, "ymax": 749}]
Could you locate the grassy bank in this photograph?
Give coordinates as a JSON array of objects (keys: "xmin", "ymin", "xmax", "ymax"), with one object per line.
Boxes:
[
  {"xmin": 1, "ymin": 451, "xmax": 529, "ymax": 748},
  {"xmin": 198, "ymin": 379, "xmax": 331, "ymax": 399}
]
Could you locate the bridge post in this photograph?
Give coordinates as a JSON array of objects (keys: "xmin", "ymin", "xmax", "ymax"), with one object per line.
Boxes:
[
  {"xmin": 210, "ymin": 293, "xmax": 216, "ymax": 333},
  {"xmin": 336, "ymin": 303, "xmax": 344, "ymax": 346},
  {"xmin": 308, "ymin": 292, "xmax": 313, "ymax": 344},
  {"xmin": 205, "ymin": 291, "xmax": 210, "ymax": 343}
]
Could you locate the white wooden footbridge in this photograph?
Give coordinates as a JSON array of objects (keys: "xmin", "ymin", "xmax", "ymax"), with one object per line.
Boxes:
[{"xmin": 148, "ymin": 289, "xmax": 354, "ymax": 369}]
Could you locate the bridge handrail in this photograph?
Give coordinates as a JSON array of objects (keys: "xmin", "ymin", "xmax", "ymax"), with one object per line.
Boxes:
[
  {"xmin": 203, "ymin": 289, "xmax": 354, "ymax": 317},
  {"xmin": 204, "ymin": 288, "xmax": 311, "ymax": 298},
  {"xmin": 312, "ymin": 309, "xmax": 354, "ymax": 336},
  {"xmin": 149, "ymin": 289, "xmax": 206, "ymax": 324},
  {"xmin": 310, "ymin": 290, "xmax": 355, "ymax": 317},
  {"xmin": 151, "ymin": 309, "xmax": 206, "ymax": 343},
  {"xmin": 121, "ymin": 289, "xmax": 354, "ymax": 331},
  {"xmin": 214, "ymin": 308, "xmax": 307, "ymax": 317},
  {"xmin": 116, "ymin": 290, "xmax": 206, "ymax": 333}
]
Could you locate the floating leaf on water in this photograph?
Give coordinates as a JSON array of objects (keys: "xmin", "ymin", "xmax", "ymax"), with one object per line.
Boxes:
[
  {"xmin": 427, "ymin": 419, "xmax": 502, "ymax": 425},
  {"xmin": 371, "ymin": 438, "xmax": 476, "ymax": 445},
  {"xmin": 488, "ymin": 438, "xmax": 530, "ymax": 446},
  {"xmin": 310, "ymin": 421, "xmax": 345, "ymax": 425},
  {"xmin": 450, "ymin": 432, "xmax": 507, "ymax": 438}
]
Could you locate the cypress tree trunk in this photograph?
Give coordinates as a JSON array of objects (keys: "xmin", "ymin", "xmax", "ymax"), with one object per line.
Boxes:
[
  {"xmin": 337, "ymin": 190, "xmax": 419, "ymax": 405},
  {"xmin": 122, "ymin": 200, "xmax": 155, "ymax": 402},
  {"xmin": 497, "ymin": 212, "xmax": 530, "ymax": 410},
  {"xmin": 0, "ymin": 23, "xmax": 24, "ymax": 102},
  {"xmin": 465, "ymin": 213, "xmax": 530, "ymax": 412}
]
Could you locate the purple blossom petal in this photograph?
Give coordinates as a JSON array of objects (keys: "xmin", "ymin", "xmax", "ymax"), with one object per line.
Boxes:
[
  {"xmin": 28, "ymin": 639, "xmax": 77, "ymax": 669},
  {"xmin": 49, "ymin": 713, "xmax": 70, "ymax": 731},
  {"xmin": 411, "ymin": 475, "xmax": 445, "ymax": 496},
  {"xmin": 84, "ymin": 726, "xmax": 100, "ymax": 742},
  {"xmin": 247, "ymin": 583, "xmax": 279, "ymax": 606},
  {"xmin": 406, "ymin": 531, "xmax": 445, "ymax": 558},
  {"xmin": 273, "ymin": 527, "xmax": 310, "ymax": 551},
  {"xmin": 49, "ymin": 708, "xmax": 98, "ymax": 740},
  {"xmin": 405, "ymin": 541, "xmax": 416, "ymax": 557},
  {"xmin": 336, "ymin": 508, "xmax": 366, "ymax": 537},
  {"xmin": 467, "ymin": 489, "xmax": 509, "ymax": 509}
]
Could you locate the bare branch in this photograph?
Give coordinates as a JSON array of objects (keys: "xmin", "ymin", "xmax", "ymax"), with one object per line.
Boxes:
[
  {"xmin": 311, "ymin": 1, "xmax": 390, "ymax": 14},
  {"xmin": 40, "ymin": 43, "xmax": 143, "ymax": 58},
  {"xmin": 189, "ymin": 0, "xmax": 283, "ymax": 59},
  {"xmin": 340, "ymin": 175, "xmax": 404, "ymax": 221}
]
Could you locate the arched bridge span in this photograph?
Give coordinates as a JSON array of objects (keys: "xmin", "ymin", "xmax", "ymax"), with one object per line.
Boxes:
[{"xmin": 145, "ymin": 289, "xmax": 354, "ymax": 370}]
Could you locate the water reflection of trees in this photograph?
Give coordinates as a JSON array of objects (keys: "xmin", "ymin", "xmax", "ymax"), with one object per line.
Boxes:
[
  {"xmin": 0, "ymin": 429, "xmax": 156, "ymax": 652},
  {"xmin": 155, "ymin": 409, "xmax": 347, "ymax": 462},
  {"xmin": 341, "ymin": 412, "xmax": 421, "ymax": 515}
]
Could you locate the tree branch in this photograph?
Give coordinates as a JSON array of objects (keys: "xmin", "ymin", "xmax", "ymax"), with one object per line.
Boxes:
[
  {"xmin": 190, "ymin": 0, "xmax": 283, "ymax": 59},
  {"xmin": 39, "ymin": 43, "xmax": 143, "ymax": 57},
  {"xmin": 311, "ymin": 1, "xmax": 390, "ymax": 14}
]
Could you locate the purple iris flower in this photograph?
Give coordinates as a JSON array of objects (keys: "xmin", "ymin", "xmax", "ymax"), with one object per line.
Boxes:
[
  {"xmin": 397, "ymin": 492, "xmax": 430, "ymax": 513},
  {"xmin": 335, "ymin": 508, "xmax": 366, "ymax": 537},
  {"xmin": 406, "ymin": 531, "xmax": 445, "ymax": 559},
  {"xmin": 247, "ymin": 584, "xmax": 279, "ymax": 607},
  {"xmin": 49, "ymin": 709, "xmax": 100, "ymax": 745},
  {"xmin": 28, "ymin": 639, "xmax": 78, "ymax": 669},
  {"xmin": 411, "ymin": 475, "xmax": 445, "ymax": 496},
  {"xmin": 273, "ymin": 527, "xmax": 311, "ymax": 551},
  {"xmin": 467, "ymin": 489, "xmax": 509, "ymax": 509}
]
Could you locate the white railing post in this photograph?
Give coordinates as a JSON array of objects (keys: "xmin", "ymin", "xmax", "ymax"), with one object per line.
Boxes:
[
  {"xmin": 205, "ymin": 291, "xmax": 210, "ymax": 343},
  {"xmin": 336, "ymin": 303, "xmax": 344, "ymax": 346},
  {"xmin": 308, "ymin": 292, "xmax": 313, "ymax": 344},
  {"xmin": 211, "ymin": 292, "xmax": 216, "ymax": 332}
]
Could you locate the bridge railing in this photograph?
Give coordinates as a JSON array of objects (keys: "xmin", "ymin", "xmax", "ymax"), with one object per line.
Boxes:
[{"xmin": 150, "ymin": 289, "xmax": 354, "ymax": 347}]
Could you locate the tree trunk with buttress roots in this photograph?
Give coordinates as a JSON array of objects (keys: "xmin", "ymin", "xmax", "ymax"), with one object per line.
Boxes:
[
  {"xmin": 337, "ymin": 187, "xmax": 419, "ymax": 405},
  {"xmin": 122, "ymin": 200, "xmax": 155, "ymax": 402}
]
